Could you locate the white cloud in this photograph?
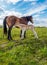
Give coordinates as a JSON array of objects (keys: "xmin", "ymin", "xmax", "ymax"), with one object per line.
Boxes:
[
  {"xmin": 31, "ymin": 2, "xmax": 37, "ymax": 5},
  {"xmin": 6, "ymin": 0, "xmax": 21, "ymax": 4},
  {"xmin": 24, "ymin": 0, "xmax": 38, "ymax": 1},
  {"xmin": 0, "ymin": 10, "xmax": 22, "ymax": 19},
  {"xmin": 24, "ymin": 5, "xmax": 47, "ymax": 16},
  {"xmin": 33, "ymin": 17, "xmax": 47, "ymax": 27},
  {"xmin": 0, "ymin": 0, "xmax": 3, "ymax": 2},
  {"xmin": 24, "ymin": 0, "xmax": 47, "ymax": 16},
  {"xmin": 5, "ymin": 11, "xmax": 22, "ymax": 17},
  {"xmin": 0, "ymin": 7, "xmax": 4, "ymax": 12},
  {"xmin": 34, "ymin": 23, "xmax": 47, "ymax": 27},
  {"xmin": 0, "ymin": 19, "xmax": 3, "ymax": 25},
  {"xmin": 0, "ymin": 10, "xmax": 23, "ymax": 25},
  {"xmin": 33, "ymin": 14, "xmax": 40, "ymax": 18}
]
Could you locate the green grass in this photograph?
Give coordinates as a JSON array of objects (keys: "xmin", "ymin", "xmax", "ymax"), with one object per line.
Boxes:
[{"xmin": 0, "ymin": 27, "xmax": 47, "ymax": 65}]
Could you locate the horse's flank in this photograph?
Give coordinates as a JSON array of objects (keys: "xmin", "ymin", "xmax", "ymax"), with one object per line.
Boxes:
[{"xmin": 6, "ymin": 16, "xmax": 18, "ymax": 27}]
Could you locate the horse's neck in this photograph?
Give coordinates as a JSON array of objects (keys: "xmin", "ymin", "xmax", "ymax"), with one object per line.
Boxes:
[{"xmin": 26, "ymin": 17, "xmax": 30, "ymax": 21}]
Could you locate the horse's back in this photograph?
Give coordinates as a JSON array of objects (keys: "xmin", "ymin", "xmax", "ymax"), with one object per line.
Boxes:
[{"xmin": 19, "ymin": 17, "xmax": 28, "ymax": 25}]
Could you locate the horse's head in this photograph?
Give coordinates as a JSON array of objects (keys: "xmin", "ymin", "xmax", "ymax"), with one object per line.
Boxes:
[
  {"xmin": 29, "ymin": 16, "xmax": 33, "ymax": 24},
  {"xmin": 27, "ymin": 16, "xmax": 33, "ymax": 24}
]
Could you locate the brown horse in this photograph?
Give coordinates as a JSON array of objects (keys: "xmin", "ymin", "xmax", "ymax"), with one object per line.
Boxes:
[{"xmin": 3, "ymin": 15, "xmax": 38, "ymax": 40}]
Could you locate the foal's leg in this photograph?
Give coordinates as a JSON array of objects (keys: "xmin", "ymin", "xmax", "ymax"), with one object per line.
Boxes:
[
  {"xmin": 21, "ymin": 28, "xmax": 26, "ymax": 39},
  {"xmin": 20, "ymin": 30, "xmax": 26, "ymax": 38},
  {"xmin": 24, "ymin": 30, "xmax": 26, "ymax": 38},
  {"xmin": 20, "ymin": 30, "xmax": 22, "ymax": 37},
  {"xmin": 32, "ymin": 27, "xmax": 38, "ymax": 39},
  {"xmin": 32, "ymin": 29, "xmax": 38, "ymax": 39},
  {"xmin": 8, "ymin": 27, "xmax": 12, "ymax": 40}
]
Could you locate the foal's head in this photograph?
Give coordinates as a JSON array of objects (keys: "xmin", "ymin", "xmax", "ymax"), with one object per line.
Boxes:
[{"xmin": 26, "ymin": 16, "xmax": 33, "ymax": 23}]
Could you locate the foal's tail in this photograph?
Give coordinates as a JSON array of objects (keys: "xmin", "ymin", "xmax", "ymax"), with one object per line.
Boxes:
[{"xmin": 3, "ymin": 16, "xmax": 8, "ymax": 35}]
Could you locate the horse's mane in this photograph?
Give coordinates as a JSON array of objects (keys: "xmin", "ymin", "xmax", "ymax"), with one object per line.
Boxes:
[{"xmin": 21, "ymin": 16, "xmax": 32, "ymax": 20}]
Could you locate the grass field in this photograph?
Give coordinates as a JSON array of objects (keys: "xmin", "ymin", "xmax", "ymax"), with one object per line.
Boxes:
[{"xmin": 0, "ymin": 27, "xmax": 47, "ymax": 65}]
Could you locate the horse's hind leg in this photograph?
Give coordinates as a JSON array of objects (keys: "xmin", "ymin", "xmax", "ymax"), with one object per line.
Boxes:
[{"xmin": 8, "ymin": 27, "xmax": 12, "ymax": 40}]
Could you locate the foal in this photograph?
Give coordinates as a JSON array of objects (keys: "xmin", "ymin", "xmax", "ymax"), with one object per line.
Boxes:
[{"xmin": 15, "ymin": 24, "xmax": 38, "ymax": 39}]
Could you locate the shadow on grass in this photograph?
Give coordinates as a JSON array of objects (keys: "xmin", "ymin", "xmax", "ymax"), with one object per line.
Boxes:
[{"xmin": 0, "ymin": 38, "xmax": 46, "ymax": 52}]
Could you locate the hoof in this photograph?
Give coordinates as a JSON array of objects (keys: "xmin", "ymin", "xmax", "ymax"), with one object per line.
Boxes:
[
  {"xmin": 8, "ymin": 38, "xmax": 13, "ymax": 41},
  {"xmin": 8, "ymin": 38, "xmax": 11, "ymax": 41},
  {"xmin": 20, "ymin": 37, "xmax": 24, "ymax": 40}
]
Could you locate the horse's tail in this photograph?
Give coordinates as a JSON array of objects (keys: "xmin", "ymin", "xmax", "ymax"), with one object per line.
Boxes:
[{"xmin": 3, "ymin": 16, "xmax": 8, "ymax": 35}]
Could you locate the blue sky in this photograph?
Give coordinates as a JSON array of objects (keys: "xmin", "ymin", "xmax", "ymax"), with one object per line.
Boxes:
[{"xmin": 0, "ymin": 0, "xmax": 47, "ymax": 27}]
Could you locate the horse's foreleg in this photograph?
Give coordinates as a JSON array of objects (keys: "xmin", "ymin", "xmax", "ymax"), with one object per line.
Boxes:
[{"xmin": 8, "ymin": 27, "xmax": 12, "ymax": 40}]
